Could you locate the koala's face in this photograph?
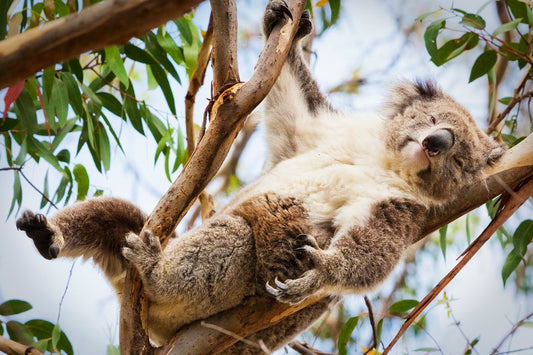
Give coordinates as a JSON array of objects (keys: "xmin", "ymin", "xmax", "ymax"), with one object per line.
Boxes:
[{"xmin": 383, "ymin": 80, "xmax": 506, "ymax": 201}]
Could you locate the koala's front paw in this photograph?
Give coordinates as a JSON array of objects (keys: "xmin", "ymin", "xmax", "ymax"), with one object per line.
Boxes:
[
  {"xmin": 122, "ymin": 230, "xmax": 162, "ymax": 273},
  {"xmin": 16, "ymin": 210, "xmax": 60, "ymax": 260},
  {"xmin": 266, "ymin": 234, "xmax": 327, "ymax": 304}
]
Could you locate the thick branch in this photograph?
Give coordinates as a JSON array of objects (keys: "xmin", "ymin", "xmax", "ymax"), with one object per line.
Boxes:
[
  {"xmin": 0, "ymin": 0, "xmax": 204, "ymax": 89},
  {"xmin": 169, "ymin": 138, "xmax": 533, "ymax": 352},
  {"xmin": 120, "ymin": 0, "xmax": 306, "ymax": 353}
]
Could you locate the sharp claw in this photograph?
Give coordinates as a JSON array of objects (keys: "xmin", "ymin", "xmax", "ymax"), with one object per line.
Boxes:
[
  {"xmin": 274, "ymin": 277, "xmax": 288, "ymax": 290},
  {"xmin": 265, "ymin": 281, "xmax": 281, "ymax": 297},
  {"xmin": 280, "ymin": 3, "xmax": 293, "ymax": 21}
]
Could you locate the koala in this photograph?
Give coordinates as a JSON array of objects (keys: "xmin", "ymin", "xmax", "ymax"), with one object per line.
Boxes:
[{"xmin": 16, "ymin": 1, "xmax": 505, "ymax": 353}]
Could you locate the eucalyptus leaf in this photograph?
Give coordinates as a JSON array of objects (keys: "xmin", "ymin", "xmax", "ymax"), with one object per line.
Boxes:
[{"xmin": 338, "ymin": 316, "xmax": 359, "ymax": 355}]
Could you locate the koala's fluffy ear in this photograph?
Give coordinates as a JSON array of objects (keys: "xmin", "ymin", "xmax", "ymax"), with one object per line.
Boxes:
[{"xmin": 382, "ymin": 79, "xmax": 443, "ymax": 119}]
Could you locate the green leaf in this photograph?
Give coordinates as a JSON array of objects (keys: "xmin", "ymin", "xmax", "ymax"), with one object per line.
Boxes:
[
  {"xmin": 0, "ymin": 300, "xmax": 32, "ymax": 316},
  {"xmin": 105, "ymin": 46, "xmax": 129, "ymax": 89},
  {"xmin": 156, "ymin": 28, "xmax": 185, "ymax": 66},
  {"xmin": 0, "ymin": 0, "xmax": 13, "ymax": 40},
  {"xmin": 328, "ymin": 0, "xmax": 341, "ymax": 25},
  {"xmin": 176, "ymin": 17, "xmax": 194, "ymax": 45},
  {"xmin": 415, "ymin": 348, "xmax": 440, "ymax": 352},
  {"xmin": 469, "ymin": 50, "xmax": 498, "ymax": 82},
  {"xmin": 8, "ymin": 171, "xmax": 22, "ymax": 217},
  {"xmin": 141, "ymin": 104, "xmax": 166, "ymax": 142},
  {"xmin": 501, "ymin": 220, "xmax": 533, "ymax": 285},
  {"xmin": 60, "ymin": 72, "xmax": 83, "ymax": 116},
  {"xmin": 493, "ymin": 18, "xmax": 522, "ymax": 36},
  {"xmin": 107, "ymin": 345, "xmax": 120, "ymax": 355},
  {"xmin": 498, "ymin": 96, "xmax": 512, "ymax": 105},
  {"xmin": 389, "ymin": 299, "xmax": 419, "ymax": 315},
  {"xmin": 73, "ymin": 164, "xmax": 89, "ymax": 201},
  {"xmin": 52, "ymin": 323, "xmax": 61, "ymax": 350},
  {"xmin": 6, "ymin": 320, "xmax": 34, "ymax": 345},
  {"xmin": 40, "ymin": 171, "xmax": 51, "ymax": 208},
  {"xmin": 460, "ymin": 13, "xmax": 486, "ymax": 29},
  {"xmin": 513, "ymin": 220, "xmax": 533, "ymax": 256},
  {"xmin": 434, "ymin": 32, "xmax": 479, "ymax": 66},
  {"xmin": 51, "ymin": 76, "xmax": 69, "ymax": 124},
  {"xmin": 96, "ymin": 122, "xmax": 111, "ymax": 171},
  {"xmin": 150, "ymin": 63, "xmax": 176, "ymax": 115},
  {"xmin": 26, "ymin": 319, "xmax": 73, "ymax": 355},
  {"xmin": 124, "ymin": 43, "xmax": 157, "ymax": 65},
  {"xmin": 506, "ymin": 0, "xmax": 531, "ymax": 24},
  {"xmin": 121, "ymin": 82, "xmax": 144, "ymax": 134},
  {"xmin": 100, "ymin": 112, "xmax": 124, "ymax": 152},
  {"xmin": 337, "ymin": 316, "xmax": 359, "ymax": 355},
  {"xmin": 29, "ymin": 139, "xmax": 62, "ymax": 171},
  {"xmin": 97, "ymin": 92, "xmax": 123, "ymax": 118},
  {"xmin": 143, "ymin": 32, "xmax": 181, "ymax": 83},
  {"xmin": 424, "ymin": 19, "xmax": 446, "ymax": 61},
  {"xmin": 439, "ymin": 224, "xmax": 448, "ymax": 259}
]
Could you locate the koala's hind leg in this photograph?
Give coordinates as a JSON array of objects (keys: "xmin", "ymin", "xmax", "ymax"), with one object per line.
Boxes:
[
  {"xmin": 220, "ymin": 296, "xmax": 339, "ymax": 355},
  {"xmin": 16, "ymin": 197, "xmax": 148, "ymax": 291},
  {"xmin": 262, "ymin": 1, "xmax": 333, "ymax": 169}
]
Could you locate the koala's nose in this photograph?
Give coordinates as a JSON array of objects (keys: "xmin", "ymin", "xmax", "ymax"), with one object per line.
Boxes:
[{"xmin": 422, "ymin": 129, "xmax": 454, "ymax": 157}]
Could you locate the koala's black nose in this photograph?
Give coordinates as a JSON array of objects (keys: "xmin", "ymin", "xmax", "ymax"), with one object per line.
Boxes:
[{"xmin": 423, "ymin": 129, "xmax": 454, "ymax": 157}]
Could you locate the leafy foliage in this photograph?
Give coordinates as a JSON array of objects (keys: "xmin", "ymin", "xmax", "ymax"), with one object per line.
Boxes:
[
  {"xmin": 1, "ymin": 1, "xmax": 202, "ymax": 215},
  {"xmin": 0, "ymin": 299, "xmax": 73, "ymax": 354}
]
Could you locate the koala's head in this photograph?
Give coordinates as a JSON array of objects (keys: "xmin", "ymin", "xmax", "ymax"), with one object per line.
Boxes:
[{"xmin": 383, "ymin": 80, "xmax": 506, "ymax": 202}]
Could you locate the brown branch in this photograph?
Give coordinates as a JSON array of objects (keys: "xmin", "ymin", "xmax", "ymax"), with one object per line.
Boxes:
[
  {"xmin": 364, "ymin": 296, "xmax": 378, "ymax": 354},
  {"xmin": 0, "ymin": 336, "xmax": 44, "ymax": 355},
  {"xmin": 289, "ymin": 340, "xmax": 336, "ymax": 355},
  {"xmin": 383, "ymin": 176, "xmax": 533, "ymax": 354},
  {"xmin": 210, "ymin": 0, "xmax": 240, "ymax": 95},
  {"xmin": 120, "ymin": 0, "xmax": 307, "ymax": 353},
  {"xmin": 487, "ymin": 71, "xmax": 531, "ymax": 133},
  {"xmin": 185, "ymin": 16, "xmax": 213, "ymax": 157},
  {"xmin": 0, "ymin": 0, "xmax": 205, "ymax": 89}
]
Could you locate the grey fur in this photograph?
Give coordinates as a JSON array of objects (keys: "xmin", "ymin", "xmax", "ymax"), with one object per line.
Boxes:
[{"xmin": 16, "ymin": 1, "xmax": 505, "ymax": 352}]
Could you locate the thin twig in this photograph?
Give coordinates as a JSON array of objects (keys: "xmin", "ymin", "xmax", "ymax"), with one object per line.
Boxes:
[
  {"xmin": 289, "ymin": 340, "xmax": 336, "ymax": 355},
  {"xmin": 0, "ymin": 166, "xmax": 58, "ymax": 210},
  {"xmin": 200, "ymin": 321, "xmax": 271, "ymax": 354},
  {"xmin": 383, "ymin": 177, "xmax": 533, "ymax": 354},
  {"xmin": 364, "ymin": 296, "xmax": 378, "ymax": 354},
  {"xmin": 490, "ymin": 312, "xmax": 533, "ymax": 355}
]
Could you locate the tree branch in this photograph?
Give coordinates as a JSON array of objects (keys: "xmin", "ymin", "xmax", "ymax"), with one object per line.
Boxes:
[
  {"xmin": 0, "ymin": 336, "xmax": 44, "ymax": 355},
  {"xmin": 0, "ymin": 0, "xmax": 205, "ymax": 89},
  {"xmin": 119, "ymin": 0, "xmax": 307, "ymax": 353},
  {"xmin": 210, "ymin": 0, "xmax": 240, "ymax": 94},
  {"xmin": 383, "ymin": 176, "xmax": 533, "ymax": 354}
]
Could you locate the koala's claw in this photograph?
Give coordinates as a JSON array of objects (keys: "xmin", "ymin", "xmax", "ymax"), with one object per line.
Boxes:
[
  {"xmin": 16, "ymin": 210, "xmax": 59, "ymax": 260},
  {"xmin": 266, "ymin": 270, "xmax": 323, "ymax": 304}
]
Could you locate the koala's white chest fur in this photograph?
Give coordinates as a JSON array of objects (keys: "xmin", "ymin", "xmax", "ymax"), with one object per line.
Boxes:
[{"xmin": 228, "ymin": 112, "xmax": 415, "ymax": 230}]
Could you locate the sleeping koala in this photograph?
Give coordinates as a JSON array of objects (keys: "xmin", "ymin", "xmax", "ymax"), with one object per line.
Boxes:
[{"xmin": 16, "ymin": 1, "xmax": 505, "ymax": 352}]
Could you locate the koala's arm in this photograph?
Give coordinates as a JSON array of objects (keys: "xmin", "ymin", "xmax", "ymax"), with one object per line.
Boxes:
[
  {"xmin": 262, "ymin": 1, "xmax": 334, "ymax": 169},
  {"xmin": 267, "ymin": 198, "xmax": 427, "ymax": 304},
  {"xmin": 16, "ymin": 197, "xmax": 147, "ymax": 285}
]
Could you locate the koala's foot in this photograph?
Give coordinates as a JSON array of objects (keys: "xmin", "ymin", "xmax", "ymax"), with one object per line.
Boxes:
[
  {"xmin": 266, "ymin": 234, "xmax": 327, "ymax": 304},
  {"xmin": 263, "ymin": 0, "xmax": 292, "ymax": 37},
  {"xmin": 16, "ymin": 210, "xmax": 61, "ymax": 260},
  {"xmin": 263, "ymin": 0, "xmax": 312, "ymax": 39},
  {"xmin": 122, "ymin": 230, "xmax": 162, "ymax": 274}
]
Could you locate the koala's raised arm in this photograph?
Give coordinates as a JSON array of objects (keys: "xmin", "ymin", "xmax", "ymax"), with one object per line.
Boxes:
[{"xmin": 16, "ymin": 197, "xmax": 148, "ymax": 291}]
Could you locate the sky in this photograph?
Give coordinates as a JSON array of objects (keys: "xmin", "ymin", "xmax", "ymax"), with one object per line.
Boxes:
[{"xmin": 0, "ymin": 0, "xmax": 532, "ymax": 354}]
